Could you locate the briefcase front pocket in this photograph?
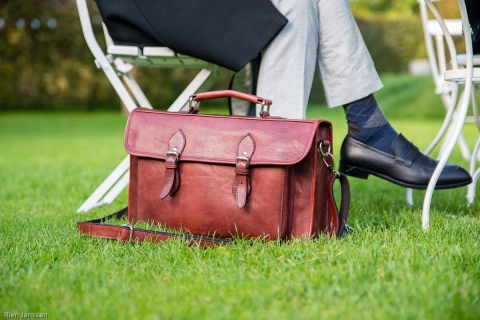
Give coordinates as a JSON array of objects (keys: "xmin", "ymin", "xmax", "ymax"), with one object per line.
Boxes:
[{"xmin": 129, "ymin": 157, "xmax": 292, "ymax": 239}]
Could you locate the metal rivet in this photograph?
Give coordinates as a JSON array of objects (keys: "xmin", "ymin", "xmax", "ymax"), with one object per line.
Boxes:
[
  {"xmin": 173, "ymin": 147, "xmax": 177, "ymax": 151},
  {"xmin": 243, "ymin": 151, "xmax": 247, "ymax": 155}
]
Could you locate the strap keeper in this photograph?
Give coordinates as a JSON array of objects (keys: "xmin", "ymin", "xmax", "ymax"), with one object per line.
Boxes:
[
  {"xmin": 165, "ymin": 163, "xmax": 178, "ymax": 169},
  {"xmin": 234, "ymin": 167, "xmax": 249, "ymax": 175}
]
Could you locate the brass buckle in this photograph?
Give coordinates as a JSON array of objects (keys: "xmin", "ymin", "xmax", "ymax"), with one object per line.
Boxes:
[
  {"xmin": 166, "ymin": 151, "xmax": 179, "ymax": 162},
  {"xmin": 121, "ymin": 224, "xmax": 133, "ymax": 242},
  {"xmin": 236, "ymin": 156, "xmax": 250, "ymax": 169}
]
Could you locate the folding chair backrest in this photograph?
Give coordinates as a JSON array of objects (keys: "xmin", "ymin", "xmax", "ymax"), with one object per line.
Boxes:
[{"xmin": 421, "ymin": 14, "xmax": 462, "ymax": 93}]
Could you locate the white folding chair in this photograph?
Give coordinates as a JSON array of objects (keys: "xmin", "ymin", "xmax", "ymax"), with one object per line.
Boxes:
[
  {"xmin": 420, "ymin": 0, "xmax": 480, "ymax": 229},
  {"xmin": 75, "ymin": 0, "xmax": 220, "ymax": 212},
  {"xmin": 407, "ymin": 1, "xmax": 479, "ymax": 206}
]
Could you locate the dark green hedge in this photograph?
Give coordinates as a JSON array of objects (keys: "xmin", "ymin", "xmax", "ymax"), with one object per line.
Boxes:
[
  {"xmin": 0, "ymin": 1, "xmax": 116, "ymax": 110},
  {"xmin": 356, "ymin": 15, "xmax": 425, "ymax": 73},
  {"xmin": 0, "ymin": 2, "xmax": 427, "ymax": 110}
]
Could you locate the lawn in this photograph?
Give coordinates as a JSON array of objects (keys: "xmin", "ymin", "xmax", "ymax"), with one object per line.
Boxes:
[{"xmin": 0, "ymin": 75, "xmax": 479, "ymax": 319}]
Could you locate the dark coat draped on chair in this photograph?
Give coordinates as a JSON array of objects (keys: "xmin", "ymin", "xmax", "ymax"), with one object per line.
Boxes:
[{"xmin": 95, "ymin": 0, "xmax": 288, "ymax": 71}]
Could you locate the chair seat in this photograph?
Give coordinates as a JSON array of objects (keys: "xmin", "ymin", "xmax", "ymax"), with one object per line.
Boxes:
[
  {"xmin": 444, "ymin": 67, "xmax": 480, "ymax": 82},
  {"xmin": 107, "ymin": 45, "xmax": 210, "ymax": 68}
]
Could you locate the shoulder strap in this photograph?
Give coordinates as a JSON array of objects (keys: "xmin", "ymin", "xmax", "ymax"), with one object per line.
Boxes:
[
  {"xmin": 326, "ymin": 172, "xmax": 351, "ymax": 238},
  {"xmin": 77, "ymin": 207, "xmax": 231, "ymax": 246}
]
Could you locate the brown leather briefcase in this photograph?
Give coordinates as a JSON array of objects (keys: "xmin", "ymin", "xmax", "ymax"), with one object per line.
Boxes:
[{"xmin": 78, "ymin": 91, "xmax": 350, "ymax": 245}]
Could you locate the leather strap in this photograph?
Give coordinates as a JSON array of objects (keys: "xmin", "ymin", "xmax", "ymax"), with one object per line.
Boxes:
[
  {"xmin": 394, "ymin": 142, "xmax": 418, "ymax": 167},
  {"xmin": 233, "ymin": 134, "xmax": 255, "ymax": 208},
  {"xmin": 160, "ymin": 130, "xmax": 186, "ymax": 199},
  {"xmin": 77, "ymin": 171, "xmax": 350, "ymax": 244},
  {"xmin": 77, "ymin": 207, "xmax": 231, "ymax": 247},
  {"xmin": 326, "ymin": 172, "xmax": 351, "ymax": 238}
]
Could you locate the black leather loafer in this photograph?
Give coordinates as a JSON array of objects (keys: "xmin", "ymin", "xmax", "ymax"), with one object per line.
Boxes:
[{"xmin": 339, "ymin": 134, "xmax": 472, "ymax": 189}]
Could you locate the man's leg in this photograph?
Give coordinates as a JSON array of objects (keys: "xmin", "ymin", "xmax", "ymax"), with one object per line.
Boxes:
[
  {"xmin": 256, "ymin": 0, "xmax": 319, "ymax": 119},
  {"xmin": 258, "ymin": 0, "xmax": 471, "ymax": 189},
  {"xmin": 316, "ymin": 0, "xmax": 398, "ymax": 155},
  {"xmin": 316, "ymin": 0, "xmax": 383, "ymax": 108}
]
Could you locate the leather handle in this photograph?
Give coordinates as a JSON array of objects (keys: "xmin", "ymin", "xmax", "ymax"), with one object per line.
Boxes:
[{"xmin": 190, "ymin": 90, "xmax": 272, "ymax": 106}]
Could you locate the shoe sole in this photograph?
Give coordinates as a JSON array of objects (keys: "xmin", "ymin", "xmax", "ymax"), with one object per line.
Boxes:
[{"xmin": 338, "ymin": 161, "xmax": 472, "ymax": 190}]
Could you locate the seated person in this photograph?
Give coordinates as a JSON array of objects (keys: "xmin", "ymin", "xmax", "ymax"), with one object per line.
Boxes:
[
  {"xmin": 256, "ymin": 0, "xmax": 471, "ymax": 189},
  {"xmin": 96, "ymin": 0, "xmax": 471, "ymax": 190},
  {"xmin": 466, "ymin": 0, "xmax": 479, "ymax": 54}
]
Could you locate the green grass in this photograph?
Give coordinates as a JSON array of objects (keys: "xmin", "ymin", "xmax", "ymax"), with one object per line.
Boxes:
[{"xmin": 1, "ymin": 75, "xmax": 479, "ymax": 319}]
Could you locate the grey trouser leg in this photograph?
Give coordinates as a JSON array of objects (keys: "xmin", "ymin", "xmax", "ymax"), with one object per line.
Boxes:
[{"xmin": 256, "ymin": 0, "xmax": 383, "ymax": 119}]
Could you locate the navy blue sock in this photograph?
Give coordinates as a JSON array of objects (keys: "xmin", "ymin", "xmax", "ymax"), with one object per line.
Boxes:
[{"xmin": 343, "ymin": 94, "xmax": 398, "ymax": 154}]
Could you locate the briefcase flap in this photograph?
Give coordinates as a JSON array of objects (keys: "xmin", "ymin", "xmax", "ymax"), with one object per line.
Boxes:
[{"xmin": 124, "ymin": 109, "xmax": 330, "ymax": 166}]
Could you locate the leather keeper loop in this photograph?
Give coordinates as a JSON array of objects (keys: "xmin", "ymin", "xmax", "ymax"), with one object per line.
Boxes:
[
  {"xmin": 234, "ymin": 167, "xmax": 249, "ymax": 175},
  {"xmin": 165, "ymin": 163, "xmax": 178, "ymax": 169}
]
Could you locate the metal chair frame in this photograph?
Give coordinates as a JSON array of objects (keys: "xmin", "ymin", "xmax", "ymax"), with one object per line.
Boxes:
[
  {"xmin": 420, "ymin": 0, "xmax": 480, "ymax": 229},
  {"xmin": 407, "ymin": 1, "xmax": 479, "ymax": 206}
]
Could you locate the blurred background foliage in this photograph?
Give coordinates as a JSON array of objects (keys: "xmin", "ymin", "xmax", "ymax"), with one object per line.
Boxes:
[{"xmin": 0, "ymin": 0, "xmax": 461, "ymax": 111}]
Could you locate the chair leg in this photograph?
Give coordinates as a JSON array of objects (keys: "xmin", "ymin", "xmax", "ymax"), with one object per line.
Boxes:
[
  {"xmin": 77, "ymin": 155, "xmax": 130, "ymax": 213},
  {"xmin": 467, "ymin": 88, "xmax": 480, "ymax": 204},
  {"xmin": 422, "ymin": 101, "xmax": 470, "ymax": 229},
  {"xmin": 472, "ymin": 84, "xmax": 480, "ymax": 161},
  {"xmin": 437, "ymin": 104, "xmax": 472, "ymax": 161},
  {"xmin": 122, "ymin": 71, "xmax": 154, "ymax": 110},
  {"xmin": 77, "ymin": 65, "xmax": 220, "ymax": 212},
  {"xmin": 467, "ymin": 137, "xmax": 480, "ymax": 204},
  {"xmin": 423, "ymin": 75, "xmax": 473, "ymax": 231},
  {"xmin": 99, "ymin": 170, "xmax": 130, "ymax": 206},
  {"xmin": 406, "ymin": 188, "xmax": 414, "ymax": 206},
  {"xmin": 406, "ymin": 87, "xmax": 461, "ymax": 206}
]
